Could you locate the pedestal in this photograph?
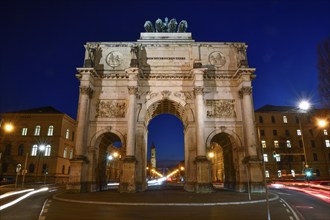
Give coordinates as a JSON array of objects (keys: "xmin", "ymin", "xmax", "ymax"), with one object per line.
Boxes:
[
  {"xmin": 195, "ymin": 156, "xmax": 214, "ymax": 193},
  {"xmin": 119, "ymin": 156, "xmax": 137, "ymax": 193},
  {"xmin": 67, "ymin": 157, "xmax": 89, "ymax": 192},
  {"xmin": 244, "ymin": 156, "xmax": 265, "ymax": 193}
]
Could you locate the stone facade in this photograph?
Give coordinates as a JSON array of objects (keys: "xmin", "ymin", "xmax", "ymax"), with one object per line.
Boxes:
[{"xmin": 69, "ymin": 32, "xmax": 264, "ymax": 193}]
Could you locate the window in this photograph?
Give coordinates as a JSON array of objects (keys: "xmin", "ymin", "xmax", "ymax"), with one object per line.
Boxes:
[
  {"xmin": 2, "ymin": 163, "xmax": 8, "ymax": 172},
  {"xmin": 265, "ymin": 170, "xmax": 270, "ymax": 178},
  {"xmin": 295, "ymin": 116, "xmax": 299, "ymax": 124},
  {"xmin": 69, "ymin": 148, "xmax": 73, "ymax": 159},
  {"xmin": 31, "ymin": 145, "xmax": 38, "ymax": 156},
  {"xmin": 311, "ymin": 140, "xmax": 315, "ymax": 148},
  {"xmin": 291, "ymin": 170, "xmax": 295, "ymax": 177},
  {"xmin": 22, "ymin": 128, "xmax": 28, "ymax": 136},
  {"xmin": 261, "ymin": 140, "xmax": 267, "ymax": 148},
  {"xmin": 63, "ymin": 147, "xmax": 67, "ymax": 158},
  {"xmin": 275, "ymin": 154, "xmax": 281, "ymax": 162},
  {"xmin": 259, "ymin": 116, "xmax": 263, "ymax": 123},
  {"xmin": 45, "ymin": 145, "xmax": 51, "ymax": 156},
  {"xmin": 283, "ymin": 116, "xmax": 288, "ymax": 123},
  {"xmin": 66, "ymin": 129, "xmax": 70, "ymax": 139},
  {"xmin": 71, "ymin": 132, "xmax": 75, "ymax": 141},
  {"xmin": 273, "ymin": 130, "xmax": 277, "ymax": 136},
  {"xmin": 285, "ymin": 129, "xmax": 290, "ymax": 136},
  {"xmin": 68, "ymin": 166, "xmax": 71, "ymax": 174},
  {"xmin": 297, "ymin": 130, "xmax": 302, "ymax": 136},
  {"xmin": 286, "ymin": 140, "xmax": 291, "ymax": 148},
  {"xmin": 313, "ymin": 153, "xmax": 318, "ymax": 161},
  {"xmin": 263, "ymin": 154, "xmax": 268, "ymax": 162},
  {"xmin": 324, "ymin": 130, "xmax": 328, "ymax": 135},
  {"xmin": 47, "ymin": 125, "xmax": 54, "ymax": 136},
  {"xmin": 274, "ymin": 140, "xmax": 279, "ymax": 148},
  {"xmin": 28, "ymin": 164, "xmax": 35, "ymax": 173},
  {"xmin": 328, "ymin": 153, "xmax": 330, "ymax": 161},
  {"xmin": 271, "ymin": 116, "xmax": 275, "ymax": 123},
  {"xmin": 42, "ymin": 164, "xmax": 48, "ymax": 173},
  {"xmin": 4, "ymin": 144, "xmax": 11, "ymax": 156},
  {"xmin": 301, "ymin": 155, "xmax": 305, "ymax": 162},
  {"xmin": 34, "ymin": 125, "xmax": 41, "ymax": 136},
  {"xmin": 309, "ymin": 129, "xmax": 313, "ymax": 136},
  {"xmin": 325, "ymin": 140, "xmax": 330, "ymax": 148},
  {"xmin": 277, "ymin": 170, "xmax": 282, "ymax": 178},
  {"xmin": 62, "ymin": 165, "xmax": 65, "ymax": 174},
  {"xmin": 18, "ymin": 144, "xmax": 24, "ymax": 156},
  {"xmin": 299, "ymin": 140, "xmax": 303, "ymax": 148},
  {"xmin": 260, "ymin": 129, "xmax": 265, "ymax": 136}
]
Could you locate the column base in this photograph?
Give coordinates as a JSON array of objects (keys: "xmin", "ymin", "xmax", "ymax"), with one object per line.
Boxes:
[
  {"xmin": 195, "ymin": 156, "xmax": 214, "ymax": 193},
  {"xmin": 119, "ymin": 156, "xmax": 137, "ymax": 193},
  {"xmin": 66, "ymin": 158, "xmax": 89, "ymax": 192},
  {"xmin": 244, "ymin": 156, "xmax": 265, "ymax": 193}
]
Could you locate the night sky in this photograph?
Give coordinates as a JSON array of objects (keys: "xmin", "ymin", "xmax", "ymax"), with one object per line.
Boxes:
[{"xmin": 1, "ymin": 0, "xmax": 329, "ymax": 163}]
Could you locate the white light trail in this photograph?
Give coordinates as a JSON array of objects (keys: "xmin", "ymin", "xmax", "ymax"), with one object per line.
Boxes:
[
  {"xmin": 0, "ymin": 187, "xmax": 49, "ymax": 210},
  {"xmin": 0, "ymin": 188, "xmax": 34, "ymax": 199}
]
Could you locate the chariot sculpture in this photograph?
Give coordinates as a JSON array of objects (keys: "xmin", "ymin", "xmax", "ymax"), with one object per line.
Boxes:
[{"xmin": 144, "ymin": 17, "xmax": 188, "ymax": 33}]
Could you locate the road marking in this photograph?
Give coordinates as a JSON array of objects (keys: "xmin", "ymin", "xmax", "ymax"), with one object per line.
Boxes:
[
  {"xmin": 295, "ymin": 206, "xmax": 314, "ymax": 209},
  {"xmin": 39, "ymin": 199, "xmax": 48, "ymax": 220},
  {"xmin": 53, "ymin": 192, "xmax": 280, "ymax": 206},
  {"xmin": 279, "ymin": 198, "xmax": 300, "ymax": 220}
]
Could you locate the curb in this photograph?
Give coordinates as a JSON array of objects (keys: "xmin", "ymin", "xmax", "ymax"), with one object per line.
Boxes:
[{"xmin": 52, "ymin": 193, "xmax": 279, "ymax": 206}]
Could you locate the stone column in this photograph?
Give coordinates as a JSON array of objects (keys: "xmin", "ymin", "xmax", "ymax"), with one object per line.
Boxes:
[
  {"xmin": 239, "ymin": 86, "xmax": 257, "ymax": 158},
  {"xmin": 120, "ymin": 68, "xmax": 139, "ymax": 193},
  {"xmin": 239, "ymin": 83, "xmax": 263, "ymax": 193},
  {"xmin": 67, "ymin": 68, "xmax": 94, "ymax": 192},
  {"xmin": 75, "ymin": 86, "xmax": 93, "ymax": 157},
  {"xmin": 192, "ymin": 68, "xmax": 213, "ymax": 193}
]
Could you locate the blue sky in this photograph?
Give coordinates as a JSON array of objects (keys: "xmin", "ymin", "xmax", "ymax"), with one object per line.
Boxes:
[{"xmin": 1, "ymin": 0, "xmax": 329, "ymax": 162}]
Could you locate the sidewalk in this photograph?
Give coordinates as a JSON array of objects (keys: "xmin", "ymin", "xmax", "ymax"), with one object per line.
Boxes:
[{"xmin": 53, "ymin": 186, "xmax": 278, "ymax": 206}]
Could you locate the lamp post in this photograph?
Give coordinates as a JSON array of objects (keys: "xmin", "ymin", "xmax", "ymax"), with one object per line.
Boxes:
[
  {"xmin": 298, "ymin": 100, "xmax": 310, "ymax": 172},
  {"xmin": 36, "ymin": 145, "xmax": 45, "ymax": 183}
]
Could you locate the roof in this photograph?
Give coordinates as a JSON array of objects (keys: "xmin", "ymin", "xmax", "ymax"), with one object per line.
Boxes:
[
  {"xmin": 255, "ymin": 105, "xmax": 297, "ymax": 113},
  {"xmin": 10, "ymin": 106, "xmax": 64, "ymax": 114}
]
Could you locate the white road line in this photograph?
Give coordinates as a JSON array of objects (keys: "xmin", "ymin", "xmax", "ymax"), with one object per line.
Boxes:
[{"xmin": 280, "ymin": 198, "xmax": 300, "ymax": 220}]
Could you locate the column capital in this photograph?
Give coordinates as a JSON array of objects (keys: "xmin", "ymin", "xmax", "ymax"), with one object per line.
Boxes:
[
  {"xmin": 239, "ymin": 86, "xmax": 252, "ymax": 98},
  {"xmin": 80, "ymin": 86, "xmax": 93, "ymax": 98},
  {"xmin": 128, "ymin": 86, "xmax": 138, "ymax": 95},
  {"xmin": 194, "ymin": 87, "xmax": 204, "ymax": 96}
]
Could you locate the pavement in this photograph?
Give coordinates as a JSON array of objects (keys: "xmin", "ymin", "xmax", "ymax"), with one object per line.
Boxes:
[{"xmin": 52, "ymin": 184, "xmax": 279, "ymax": 206}]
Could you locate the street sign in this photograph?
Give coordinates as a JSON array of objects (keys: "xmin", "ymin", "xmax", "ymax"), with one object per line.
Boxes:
[{"xmin": 16, "ymin": 164, "xmax": 22, "ymax": 173}]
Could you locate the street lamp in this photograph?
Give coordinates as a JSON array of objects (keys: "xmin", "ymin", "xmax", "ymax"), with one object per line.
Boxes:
[
  {"xmin": 297, "ymin": 100, "xmax": 310, "ymax": 172},
  {"xmin": 36, "ymin": 145, "xmax": 45, "ymax": 183}
]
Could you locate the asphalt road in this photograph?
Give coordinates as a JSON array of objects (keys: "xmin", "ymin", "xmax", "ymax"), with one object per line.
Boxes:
[{"xmin": 270, "ymin": 188, "xmax": 330, "ymax": 220}]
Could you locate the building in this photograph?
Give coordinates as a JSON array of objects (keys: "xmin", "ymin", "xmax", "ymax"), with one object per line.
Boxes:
[
  {"xmin": 255, "ymin": 105, "xmax": 330, "ymax": 181},
  {"xmin": 150, "ymin": 142, "xmax": 156, "ymax": 170},
  {"xmin": 0, "ymin": 106, "xmax": 76, "ymax": 184},
  {"xmin": 70, "ymin": 18, "xmax": 264, "ymax": 193}
]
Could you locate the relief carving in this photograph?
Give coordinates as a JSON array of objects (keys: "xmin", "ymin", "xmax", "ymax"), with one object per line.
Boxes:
[
  {"xmin": 239, "ymin": 86, "xmax": 252, "ymax": 98},
  {"xmin": 161, "ymin": 90, "xmax": 171, "ymax": 98},
  {"xmin": 80, "ymin": 86, "xmax": 93, "ymax": 97},
  {"xmin": 209, "ymin": 51, "xmax": 226, "ymax": 67},
  {"xmin": 96, "ymin": 100, "xmax": 126, "ymax": 118},
  {"xmin": 206, "ymin": 100, "xmax": 236, "ymax": 118},
  {"xmin": 145, "ymin": 92, "xmax": 159, "ymax": 102},
  {"xmin": 106, "ymin": 51, "xmax": 122, "ymax": 67}
]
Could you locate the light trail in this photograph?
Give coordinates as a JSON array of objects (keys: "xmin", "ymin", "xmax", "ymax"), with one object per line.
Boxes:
[
  {"xmin": 0, "ymin": 187, "xmax": 49, "ymax": 210},
  {"xmin": 0, "ymin": 188, "xmax": 34, "ymax": 199}
]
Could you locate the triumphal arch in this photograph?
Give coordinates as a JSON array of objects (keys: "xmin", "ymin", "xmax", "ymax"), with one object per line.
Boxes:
[{"xmin": 68, "ymin": 18, "xmax": 264, "ymax": 193}]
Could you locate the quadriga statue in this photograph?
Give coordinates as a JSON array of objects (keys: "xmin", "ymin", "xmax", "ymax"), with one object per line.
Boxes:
[
  {"xmin": 144, "ymin": 21, "xmax": 154, "ymax": 32},
  {"xmin": 167, "ymin": 18, "xmax": 177, "ymax": 32},
  {"xmin": 177, "ymin": 20, "xmax": 188, "ymax": 32}
]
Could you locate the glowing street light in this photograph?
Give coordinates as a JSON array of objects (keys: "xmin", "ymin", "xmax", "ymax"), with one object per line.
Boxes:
[
  {"xmin": 107, "ymin": 155, "xmax": 113, "ymax": 161},
  {"xmin": 298, "ymin": 100, "xmax": 310, "ymax": 111},
  {"xmin": 39, "ymin": 145, "xmax": 46, "ymax": 152},
  {"xmin": 113, "ymin": 152, "xmax": 119, "ymax": 158},
  {"xmin": 317, "ymin": 119, "xmax": 328, "ymax": 128},
  {"xmin": 208, "ymin": 152, "xmax": 214, "ymax": 158},
  {"xmin": 297, "ymin": 100, "xmax": 311, "ymax": 170},
  {"xmin": 3, "ymin": 123, "xmax": 14, "ymax": 133}
]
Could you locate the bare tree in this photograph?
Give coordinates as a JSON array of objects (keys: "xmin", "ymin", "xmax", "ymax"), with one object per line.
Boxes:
[{"xmin": 317, "ymin": 36, "xmax": 330, "ymax": 108}]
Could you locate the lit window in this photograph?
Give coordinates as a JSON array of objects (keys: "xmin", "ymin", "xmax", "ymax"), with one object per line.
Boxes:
[
  {"xmin": 286, "ymin": 140, "xmax": 291, "ymax": 148},
  {"xmin": 325, "ymin": 140, "xmax": 330, "ymax": 148},
  {"xmin": 263, "ymin": 154, "xmax": 268, "ymax": 162},
  {"xmin": 34, "ymin": 125, "xmax": 41, "ymax": 136},
  {"xmin": 324, "ymin": 130, "xmax": 328, "ymax": 135},
  {"xmin": 63, "ymin": 147, "xmax": 67, "ymax": 158},
  {"xmin": 277, "ymin": 170, "xmax": 282, "ymax": 178},
  {"xmin": 47, "ymin": 125, "xmax": 54, "ymax": 136},
  {"xmin": 69, "ymin": 148, "xmax": 73, "ymax": 159},
  {"xmin": 45, "ymin": 145, "xmax": 51, "ymax": 156},
  {"xmin": 31, "ymin": 145, "xmax": 38, "ymax": 156},
  {"xmin": 297, "ymin": 130, "xmax": 301, "ymax": 136},
  {"xmin": 283, "ymin": 116, "xmax": 288, "ymax": 123},
  {"xmin": 274, "ymin": 140, "xmax": 279, "ymax": 148},
  {"xmin": 22, "ymin": 128, "xmax": 28, "ymax": 136},
  {"xmin": 265, "ymin": 170, "xmax": 270, "ymax": 178},
  {"xmin": 261, "ymin": 140, "xmax": 266, "ymax": 148},
  {"xmin": 291, "ymin": 170, "xmax": 295, "ymax": 177},
  {"xmin": 275, "ymin": 154, "xmax": 281, "ymax": 162},
  {"xmin": 66, "ymin": 129, "xmax": 70, "ymax": 139}
]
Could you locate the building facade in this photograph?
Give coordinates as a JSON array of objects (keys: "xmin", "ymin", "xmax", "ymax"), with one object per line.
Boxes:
[
  {"xmin": 69, "ymin": 19, "xmax": 264, "ymax": 193},
  {"xmin": 0, "ymin": 106, "xmax": 76, "ymax": 184},
  {"xmin": 255, "ymin": 105, "xmax": 330, "ymax": 181}
]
